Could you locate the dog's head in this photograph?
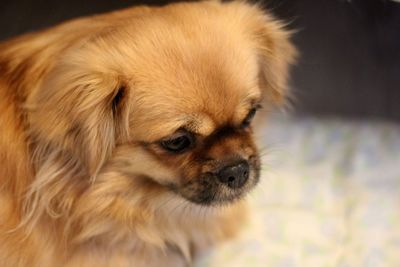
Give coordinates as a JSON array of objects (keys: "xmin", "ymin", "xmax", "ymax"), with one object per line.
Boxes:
[{"xmin": 26, "ymin": 1, "xmax": 295, "ymax": 224}]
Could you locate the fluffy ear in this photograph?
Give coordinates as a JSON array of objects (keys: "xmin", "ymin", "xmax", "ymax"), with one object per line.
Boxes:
[
  {"xmin": 253, "ymin": 11, "xmax": 297, "ymax": 105},
  {"xmin": 27, "ymin": 58, "xmax": 130, "ymax": 178}
]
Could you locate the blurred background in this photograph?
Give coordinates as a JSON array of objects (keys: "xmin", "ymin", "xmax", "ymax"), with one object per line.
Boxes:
[{"xmin": 1, "ymin": 1, "xmax": 399, "ymax": 266}]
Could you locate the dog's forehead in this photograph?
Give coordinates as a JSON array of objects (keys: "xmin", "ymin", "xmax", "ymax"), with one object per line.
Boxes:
[
  {"xmin": 129, "ymin": 48, "xmax": 261, "ymax": 140},
  {"xmin": 130, "ymin": 90, "xmax": 259, "ymax": 140}
]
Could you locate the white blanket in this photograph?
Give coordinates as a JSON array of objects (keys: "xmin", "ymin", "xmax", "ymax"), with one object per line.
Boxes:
[{"xmin": 196, "ymin": 115, "xmax": 400, "ymax": 267}]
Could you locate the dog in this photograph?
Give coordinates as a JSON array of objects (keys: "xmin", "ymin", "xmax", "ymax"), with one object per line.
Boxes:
[{"xmin": 0, "ymin": 1, "xmax": 296, "ymax": 266}]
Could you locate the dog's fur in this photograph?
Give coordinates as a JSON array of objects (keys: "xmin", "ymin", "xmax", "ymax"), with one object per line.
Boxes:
[{"xmin": 0, "ymin": 1, "xmax": 295, "ymax": 266}]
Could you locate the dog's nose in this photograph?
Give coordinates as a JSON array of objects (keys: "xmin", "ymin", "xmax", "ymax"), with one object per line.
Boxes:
[{"xmin": 217, "ymin": 161, "xmax": 249, "ymax": 189}]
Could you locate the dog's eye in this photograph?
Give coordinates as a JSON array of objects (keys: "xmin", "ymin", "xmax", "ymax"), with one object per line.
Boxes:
[
  {"xmin": 160, "ymin": 131, "xmax": 194, "ymax": 153},
  {"xmin": 241, "ymin": 105, "xmax": 261, "ymax": 128}
]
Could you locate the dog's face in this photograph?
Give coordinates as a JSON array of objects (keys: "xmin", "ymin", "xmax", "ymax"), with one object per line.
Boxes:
[
  {"xmin": 26, "ymin": 1, "xmax": 295, "ymax": 223},
  {"xmin": 129, "ymin": 46, "xmax": 262, "ymax": 205},
  {"xmin": 115, "ymin": 16, "xmax": 267, "ymax": 205}
]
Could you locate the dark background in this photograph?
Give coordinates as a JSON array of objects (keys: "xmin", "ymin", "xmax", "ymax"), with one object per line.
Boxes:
[{"xmin": 1, "ymin": 0, "xmax": 399, "ymax": 120}]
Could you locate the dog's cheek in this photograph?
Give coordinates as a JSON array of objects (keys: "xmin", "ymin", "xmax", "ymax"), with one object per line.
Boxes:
[
  {"xmin": 105, "ymin": 144, "xmax": 180, "ymax": 186},
  {"xmin": 138, "ymin": 144, "xmax": 198, "ymax": 185}
]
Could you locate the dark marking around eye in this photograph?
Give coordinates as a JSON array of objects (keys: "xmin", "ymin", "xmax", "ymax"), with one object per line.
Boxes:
[{"xmin": 160, "ymin": 130, "xmax": 195, "ymax": 154}]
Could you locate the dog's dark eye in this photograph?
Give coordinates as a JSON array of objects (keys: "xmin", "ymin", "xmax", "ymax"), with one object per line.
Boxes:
[
  {"xmin": 241, "ymin": 105, "xmax": 261, "ymax": 128},
  {"xmin": 160, "ymin": 131, "xmax": 194, "ymax": 153}
]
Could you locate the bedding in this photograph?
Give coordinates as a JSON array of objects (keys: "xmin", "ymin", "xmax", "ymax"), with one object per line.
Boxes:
[{"xmin": 196, "ymin": 115, "xmax": 400, "ymax": 267}]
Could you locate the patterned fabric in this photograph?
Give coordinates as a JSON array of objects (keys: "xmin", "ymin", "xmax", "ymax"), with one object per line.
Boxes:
[{"xmin": 195, "ymin": 115, "xmax": 400, "ymax": 267}]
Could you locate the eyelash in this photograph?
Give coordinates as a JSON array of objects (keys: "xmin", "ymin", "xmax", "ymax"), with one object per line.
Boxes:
[
  {"xmin": 241, "ymin": 104, "xmax": 262, "ymax": 128},
  {"xmin": 160, "ymin": 130, "xmax": 194, "ymax": 153}
]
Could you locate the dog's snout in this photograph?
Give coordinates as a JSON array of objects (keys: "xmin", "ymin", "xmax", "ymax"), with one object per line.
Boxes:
[{"xmin": 217, "ymin": 161, "xmax": 249, "ymax": 189}]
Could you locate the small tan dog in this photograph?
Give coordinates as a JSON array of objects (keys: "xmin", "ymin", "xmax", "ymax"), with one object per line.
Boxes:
[{"xmin": 0, "ymin": 1, "xmax": 295, "ymax": 266}]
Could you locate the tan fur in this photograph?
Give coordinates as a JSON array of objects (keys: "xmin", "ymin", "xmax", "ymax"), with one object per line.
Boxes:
[{"xmin": 0, "ymin": 1, "xmax": 296, "ymax": 266}]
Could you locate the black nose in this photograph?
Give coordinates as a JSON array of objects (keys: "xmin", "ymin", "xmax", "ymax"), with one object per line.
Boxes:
[{"xmin": 217, "ymin": 161, "xmax": 250, "ymax": 189}]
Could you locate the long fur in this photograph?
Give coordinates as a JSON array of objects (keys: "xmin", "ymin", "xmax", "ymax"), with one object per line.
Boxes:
[{"xmin": 0, "ymin": 1, "xmax": 296, "ymax": 266}]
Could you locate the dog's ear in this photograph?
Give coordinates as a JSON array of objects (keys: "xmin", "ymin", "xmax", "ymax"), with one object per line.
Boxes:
[
  {"xmin": 252, "ymin": 11, "xmax": 297, "ymax": 106},
  {"xmin": 28, "ymin": 57, "xmax": 130, "ymax": 178}
]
